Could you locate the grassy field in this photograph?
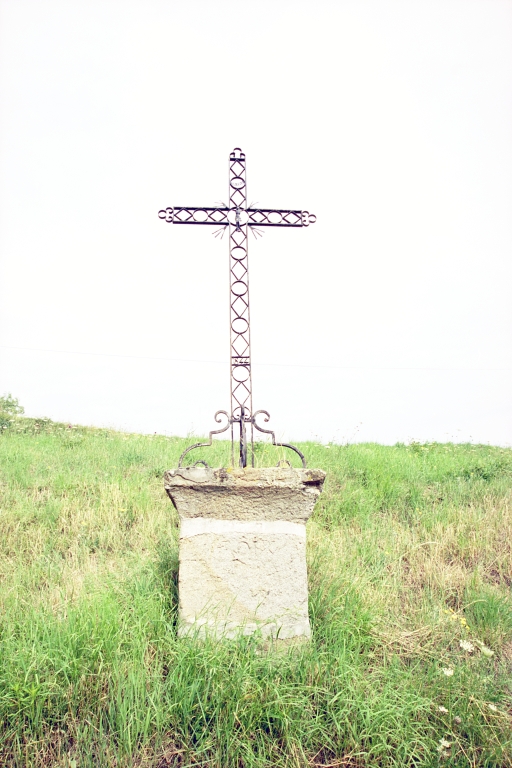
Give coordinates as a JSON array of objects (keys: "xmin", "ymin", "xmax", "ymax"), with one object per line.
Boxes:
[{"xmin": 0, "ymin": 415, "xmax": 511, "ymax": 767}]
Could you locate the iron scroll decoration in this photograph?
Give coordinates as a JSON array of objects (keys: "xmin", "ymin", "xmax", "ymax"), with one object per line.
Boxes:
[
  {"xmin": 159, "ymin": 148, "xmax": 316, "ymax": 469},
  {"xmin": 176, "ymin": 408, "xmax": 307, "ymax": 469}
]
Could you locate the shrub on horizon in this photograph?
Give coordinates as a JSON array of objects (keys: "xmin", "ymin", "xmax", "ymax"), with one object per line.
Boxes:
[{"xmin": 0, "ymin": 393, "xmax": 24, "ymax": 431}]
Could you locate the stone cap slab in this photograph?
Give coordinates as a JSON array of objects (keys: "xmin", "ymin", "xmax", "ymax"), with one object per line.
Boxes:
[{"xmin": 164, "ymin": 466, "xmax": 326, "ymax": 522}]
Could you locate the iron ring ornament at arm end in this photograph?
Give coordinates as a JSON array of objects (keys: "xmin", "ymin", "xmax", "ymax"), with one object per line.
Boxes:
[
  {"xmin": 158, "ymin": 207, "xmax": 174, "ymax": 222},
  {"xmin": 301, "ymin": 211, "xmax": 316, "ymax": 227}
]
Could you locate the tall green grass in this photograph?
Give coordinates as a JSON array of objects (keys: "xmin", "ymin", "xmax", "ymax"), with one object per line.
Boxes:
[{"xmin": 0, "ymin": 417, "xmax": 511, "ymax": 766}]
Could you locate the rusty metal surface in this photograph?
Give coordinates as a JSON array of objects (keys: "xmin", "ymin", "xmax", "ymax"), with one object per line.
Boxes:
[{"xmin": 159, "ymin": 148, "xmax": 315, "ymax": 468}]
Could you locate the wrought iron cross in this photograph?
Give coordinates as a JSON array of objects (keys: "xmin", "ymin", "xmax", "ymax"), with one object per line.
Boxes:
[{"xmin": 158, "ymin": 147, "xmax": 316, "ymax": 468}]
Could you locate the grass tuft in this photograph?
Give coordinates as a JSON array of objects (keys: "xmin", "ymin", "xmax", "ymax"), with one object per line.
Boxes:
[{"xmin": 0, "ymin": 418, "xmax": 511, "ymax": 766}]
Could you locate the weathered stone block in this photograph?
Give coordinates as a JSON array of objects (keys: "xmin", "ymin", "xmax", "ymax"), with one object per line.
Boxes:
[{"xmin": 164, "ymin": 466, "xmax": 325, "ymax": 641}]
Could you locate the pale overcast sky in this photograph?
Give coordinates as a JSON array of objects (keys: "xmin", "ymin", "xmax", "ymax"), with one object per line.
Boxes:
[{"xmin": 1, "ymin": 0, "xmax": 511, "ymax": 445}]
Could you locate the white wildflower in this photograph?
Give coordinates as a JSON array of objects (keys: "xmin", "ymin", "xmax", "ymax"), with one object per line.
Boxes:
[
  {"xmin": 459, "ymin": 639, "xmax": 475, "ymax": 652},
  {"xmin": 438, "ymin": 706, "xmax": 449, "ymax": 714},
  {"xmin": 442, "ymin": 667, "xmax": 454, "ymax": 677},
  {"xmin": 454, "ymin": 716, "xmax": 462, "ymax": 724},
  {"xmin": 439, "ymin": 738, "xmax": 452, "ymax": 749},
  {"xmin": 488, "ymin": 703, "xmax": 498, "ymax": 712}
]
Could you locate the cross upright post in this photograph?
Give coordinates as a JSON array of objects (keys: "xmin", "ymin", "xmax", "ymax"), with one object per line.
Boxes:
[
  {"xmin": 227, "ymin": 148, "xmax": 253, "ymax": 464},
  {"xmin": 158, "ymin": 147, "xmax": 316, "ymax": 468}
]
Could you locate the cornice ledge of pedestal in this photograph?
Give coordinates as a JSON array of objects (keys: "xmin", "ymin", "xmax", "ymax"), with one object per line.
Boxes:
[
  {"xmin": 164, "ymin": 466, "xmax": 326, "ymax": 522},
  {"xmin": 164, "ymin": 466, "xmax": 326, "ymax": 489}
]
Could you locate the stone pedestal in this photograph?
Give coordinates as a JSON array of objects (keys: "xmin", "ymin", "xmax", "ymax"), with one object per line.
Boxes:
[{"xmin": 164, "ymin": 466, "xmax": 326, "ymax": 641}]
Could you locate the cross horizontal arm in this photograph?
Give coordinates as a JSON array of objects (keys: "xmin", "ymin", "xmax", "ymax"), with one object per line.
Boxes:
[
  {"xmin": 158, "ymin": 207, "xmax": 316, "ymax": 227},
  {"xmin": 158, "ymin": 207, "xmax": 229, "ymax": 225},
  {"xmin": 247, "ymin": 209, "xmax": 316, "ymax": 227}
]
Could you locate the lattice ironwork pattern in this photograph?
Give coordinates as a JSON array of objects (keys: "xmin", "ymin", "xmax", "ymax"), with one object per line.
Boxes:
[
  {"xmin": 158, "ymin": 148, "xmax": 316, "ymax": 468},
  {"xmin": 228, "ymin": 148, "xmax": 251, "ymax": 424},
  {"xmin": 157, "ymin": 207, "xmax": 316, "ymax": 228}
]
